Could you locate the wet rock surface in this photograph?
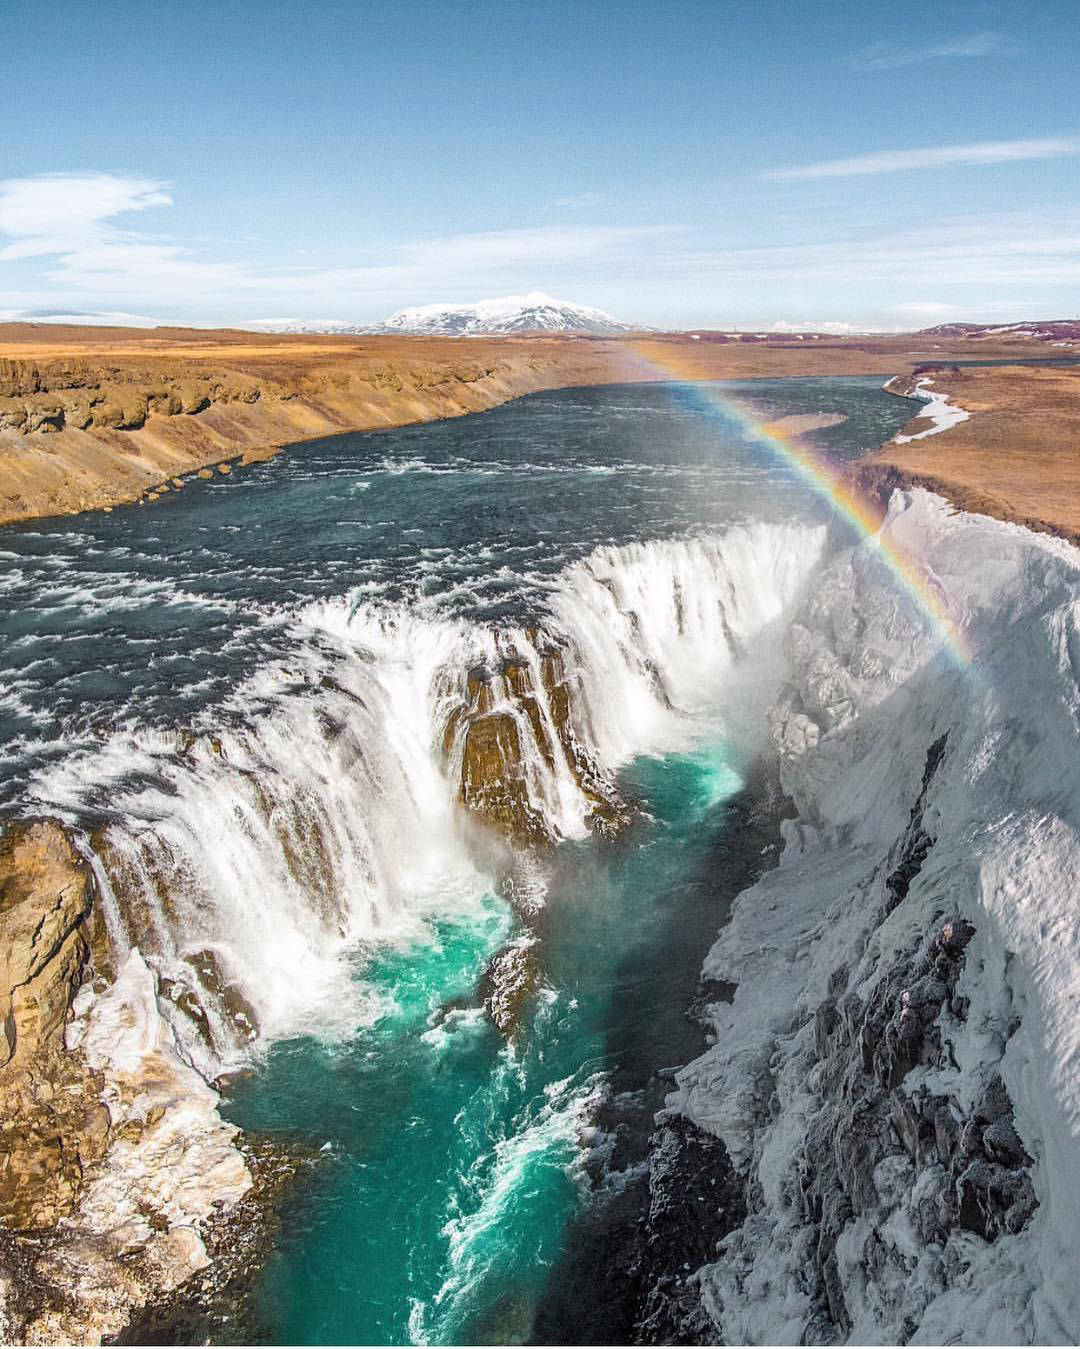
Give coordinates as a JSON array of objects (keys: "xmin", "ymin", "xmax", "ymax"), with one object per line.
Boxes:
[
  {"xmin": 0, "ymin": 818, "xmax": 287, "ymax": 1346},
  {"xmin": 446, "ymin": 639, "xmax": 630, "ymax": 847},
  {"xmin": 0, "ymin": 821, "xmax": 106, "ymax": 1233}
]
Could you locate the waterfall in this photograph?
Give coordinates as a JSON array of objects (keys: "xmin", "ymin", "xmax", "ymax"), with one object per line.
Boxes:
[{"xmin": 28, "ymin": 520, "xmax": 828, "ymax": 1073}]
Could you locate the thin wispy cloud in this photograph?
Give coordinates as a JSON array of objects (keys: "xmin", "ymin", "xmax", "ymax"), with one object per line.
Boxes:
[
  {"xmin": 765, "ymin": 135, "xmax": 1080, "ymax": 180},
  {"xmin": 681, "ymin": 211, "xmax": 1080, "ymax": 287},
  {"xmin": 3, "ymin": 172, "xmax": 1077, "ymax": 325},
  {"xmin": 849, "ymin": 29, "xmax": 1012, "ymax": 70},
  {"xmin": 0, "ymin": 173, "xmax": 173, "ymax": 260},
  {"xmin": 552, "ymin": 192, "xmax": 605, "ymax": 209},
  {"xmin": 0, "ymin": 171, "xmax": 679, "ymax": 313}
]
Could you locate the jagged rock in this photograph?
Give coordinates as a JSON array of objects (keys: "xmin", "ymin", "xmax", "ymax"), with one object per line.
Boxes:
[
  {"xmin": 0, "ymin": 820, "xmax": 109, "ymax": 1232},
  {"xmin": 478, "ymin": 940, "xmax": 539, "ymax": 1036},
  {"xmin": 460, "ymin": 712, "xmax": 544, "ymax": 842},
  {"xmin": 956, "ymin": 1158, "xmax": 1037, "ymax": 1239},
  {"xmin": 23, "ymin": 399, "xmax": 65, "ymax": 434},
  {"xmin": 0, "ymin": 398, "xmax": 27, "ymax": 431}
]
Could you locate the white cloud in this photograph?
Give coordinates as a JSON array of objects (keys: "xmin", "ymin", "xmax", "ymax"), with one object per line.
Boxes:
[
  {"xmin": 765, "ymin": 135, "xmax": 1080, "ymax": 180},
  {"xmin": 2, "ymin": 171, "xmax": 1076, "ymax": 327},
  {"xmin": 850, "ymin": 30, "xmax": 1011, "ymax": 70},
  {"xmin": 0, "ymin": 172, "xmax": 681, "ymax": 315},
  {"xmin": 552, "ymin": 192, "xmax": 605, "ymax": 208},
  {"xmin": 768, "ymin": 319, "xmax": 896, "ymax": 334},
  {"xmin": 682, "ymin": 212, "xmax": 1080, "ymax": 287},
  {"xmin": 394, "ymin": 224, "xmax": 673, "ymax": 269},
  {"xmin": 0, "ymin": 173, "xmax": 172, "ymax": 261}
]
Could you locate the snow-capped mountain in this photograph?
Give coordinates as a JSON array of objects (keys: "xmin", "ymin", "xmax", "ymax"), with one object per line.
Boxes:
[
  {"xmin": 375, "ymin": 292, "xmax": 639, "ymax": 336},
  {"xmin": 237, "ymin": 294, "xmax": 641, "ymax": 337}
]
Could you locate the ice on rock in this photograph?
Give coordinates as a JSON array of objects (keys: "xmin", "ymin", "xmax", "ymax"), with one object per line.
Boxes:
[{"xmin": 668, "ymin": 489, "xmax": 1080, "ymax": 1345}]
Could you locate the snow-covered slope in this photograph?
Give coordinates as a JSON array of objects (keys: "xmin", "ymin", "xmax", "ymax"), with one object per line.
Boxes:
[
  {"xmin": 236, "ymin": 294, "xmax": 640, "ymax": 337},
  {"xmin": 667, "ymin": 490, "xmax": 1080, "ymax": 1344},
  {"xmin": 918, "ymin": 319, "xmax": 1080, "ymax": 345},
  {"xmin": 372, "ymin": 292, "xmax": 638, "ymax": 336}
]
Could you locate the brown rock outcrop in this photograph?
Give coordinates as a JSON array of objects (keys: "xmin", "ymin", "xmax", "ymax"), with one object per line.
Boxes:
[
  {"xmin": 460, "ymin": 711, "xmax": 545, "ymax": 844},
  {"xmin": 445, "ymin": 642, "xmax": 629, "ymax": 844},
  {"xmin": 0, "ymin": 822, "xmax": 274, "ymax": 1345},
  {"xmin": 0, "ymin": 822, "xmax": 108, "ymax": 1232}
]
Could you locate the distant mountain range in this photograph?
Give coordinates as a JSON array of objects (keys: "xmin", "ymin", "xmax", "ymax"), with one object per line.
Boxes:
[
  {"xmin": 917, "ymin": 319, "xmax": 1080, "ymax": 345},
  {"xmin": 241, "ymin": 293, "xmax": 641, "ymax": 337}
]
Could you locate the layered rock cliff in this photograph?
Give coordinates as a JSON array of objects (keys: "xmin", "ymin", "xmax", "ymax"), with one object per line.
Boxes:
[
  {"xmin": 0, "ymin": 338, "xmax": 647, "ymax": 526},
  {"xmin": 0, "ymin": 821, "xmax": 254, "ymax": 1345}
]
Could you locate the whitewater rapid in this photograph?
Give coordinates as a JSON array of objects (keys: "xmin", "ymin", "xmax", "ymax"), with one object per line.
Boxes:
[{"xmin": 23, "ymin": 520, "xmax": 827, "ymax": 1074}]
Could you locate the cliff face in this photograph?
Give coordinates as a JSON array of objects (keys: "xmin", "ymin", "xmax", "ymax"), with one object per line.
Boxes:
[
  {"xmin": 665, "ymin": 491, "xmax": 1080, "ymax": 1344},
  {"xmin": 0, "ymin": 340, "xmax": 643, "ymax": 525},
  {"xmin": 0, "ymin": 822, "xmax": 106, "ymax": 1231},
  {"xmin": 0, "ymin": 821, "xmax": 254, "ymax": 1346}
]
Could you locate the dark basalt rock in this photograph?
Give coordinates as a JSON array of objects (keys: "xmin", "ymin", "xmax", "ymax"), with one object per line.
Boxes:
[
  {"xmin": 478, "ymin": 940, "xmax": 540, "ymax": 1038},
  {"xmin": 883, "ymin": 732, "xmax": 948, "ymax": 916},
  {"xmin": 786, "ymin": 735, "xmax": 1038, "ymax": 1337},
  {"xmin": 634, "ymin": 1117, "xmax": 746, "ymax": 1345}
]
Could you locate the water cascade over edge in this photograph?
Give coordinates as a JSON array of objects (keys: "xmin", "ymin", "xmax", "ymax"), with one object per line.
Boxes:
[{"xmin": 25, "ymin": 519, "xmax": 827, "ymax": 1077}]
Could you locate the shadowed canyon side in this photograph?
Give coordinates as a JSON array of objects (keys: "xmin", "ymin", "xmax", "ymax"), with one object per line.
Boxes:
[
  {"xmin": 661, "ymin": 491, "xmax": 1080, "ymax": 1344},
  {"xmin": 0, "ymin": 324, "xmax": 1055, "ymax": 527}
]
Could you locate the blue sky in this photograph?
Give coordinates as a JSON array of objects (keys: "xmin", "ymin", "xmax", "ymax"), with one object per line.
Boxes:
[{"xmin": 2, "ymin": 0, "xmax": 1079, "ymax": 329}]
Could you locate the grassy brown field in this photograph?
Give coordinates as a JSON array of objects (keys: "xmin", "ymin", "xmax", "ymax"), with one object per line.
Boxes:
[
  {"xmin": 857, "ymin": 364, "xmax": 1080, "ymax": 546},
  {"xmin": 0, "ymin": 322, "xmax": 1065, "ymax": 528}
]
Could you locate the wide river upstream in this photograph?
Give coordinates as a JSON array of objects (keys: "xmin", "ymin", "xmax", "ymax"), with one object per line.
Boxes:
[{"xmin": 0, "ymin": 378, "xmax": 920, "ymax": 1343}]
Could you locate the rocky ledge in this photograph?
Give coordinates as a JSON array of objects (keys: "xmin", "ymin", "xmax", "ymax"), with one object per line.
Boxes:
[{"xmin": 0, "ymin": 819, "xmax": 281, "ymax": 1346}]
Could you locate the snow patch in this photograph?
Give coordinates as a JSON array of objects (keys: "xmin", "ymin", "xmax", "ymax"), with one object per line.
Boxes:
[{"xmin": 894, "ymin": 376, "xmax": 971, "ymax": 443}]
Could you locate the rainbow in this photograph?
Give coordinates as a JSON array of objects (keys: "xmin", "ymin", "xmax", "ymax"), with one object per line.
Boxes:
[{"xmin": 618, "ymin": 341, "xmax": 973, "ymax": 668}]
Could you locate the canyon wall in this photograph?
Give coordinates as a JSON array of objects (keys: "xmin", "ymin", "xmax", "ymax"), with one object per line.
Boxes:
[
  {"xmin": 663, "ymin": 490, "xmax": 1080, "ymax": 1343},
  {"xmin": 0, "ymin": 338, "xmax": 644, "ymax": 525}
]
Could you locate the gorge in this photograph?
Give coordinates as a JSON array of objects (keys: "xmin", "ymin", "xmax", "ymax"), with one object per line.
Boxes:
[{"xmin": 1, "ymin": 369, "xmax": 1079, "ymax": 1345}]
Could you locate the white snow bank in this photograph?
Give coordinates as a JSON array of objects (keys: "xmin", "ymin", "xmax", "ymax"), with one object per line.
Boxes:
[
  {"xmin": 670, "ymin": 490, "xmax": 1080, "ymax": 1344},
  {"xmin": 894, "ymin": 376, "xmax": 971, "ymax": 443}
]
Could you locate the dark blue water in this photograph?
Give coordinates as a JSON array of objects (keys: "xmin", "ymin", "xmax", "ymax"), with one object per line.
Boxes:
[{"xmin": 0, "ymin": 378, "xmax": 915, "ymax": 805}]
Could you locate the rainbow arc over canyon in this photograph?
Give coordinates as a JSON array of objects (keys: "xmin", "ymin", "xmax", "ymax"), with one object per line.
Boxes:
[{"xmin": 625, "ymin": 342, "xmax": 973, "ymax": 668}]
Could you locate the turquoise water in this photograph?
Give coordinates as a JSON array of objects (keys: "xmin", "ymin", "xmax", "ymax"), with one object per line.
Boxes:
[{"xmin": 224, "ymin": 744, "xmax": 750, "ymax": 1345}]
